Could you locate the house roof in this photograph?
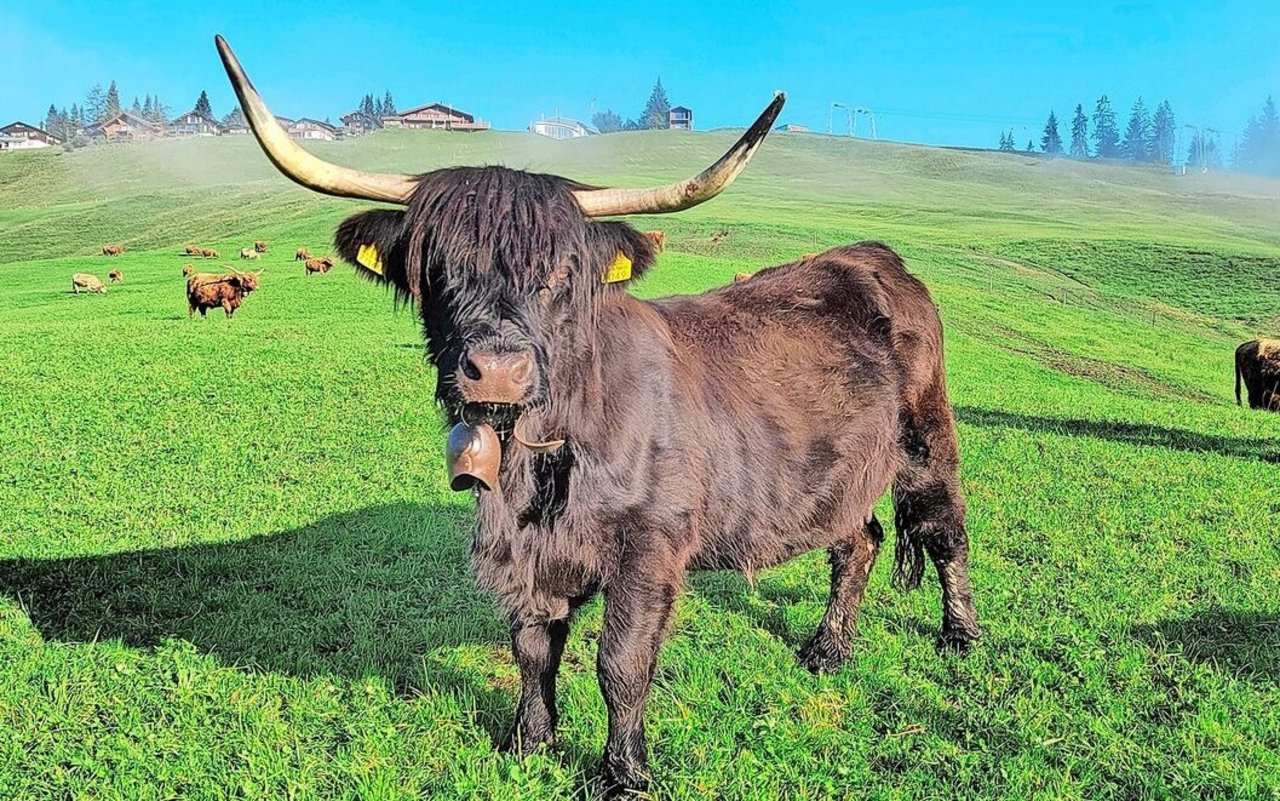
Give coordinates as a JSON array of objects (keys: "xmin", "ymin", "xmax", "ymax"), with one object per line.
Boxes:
[
  {"xmin": 395, "ymin": 103, "xmax": 476, "ymax": 123},
  {"xmin": 291, "ymin": 117, "xmax": 337, "ymax": 131},
  {"xmin": 170, "ymin": 109, "xmax": 219, "ymax": 126},
  {"xmin": 670, "ymin": 106, "xmax": 693, "ymax": 113},
  {"xmin": 1, "ymin": 121, "xmax": 54, "ymax": 137},
  {"xmin": 530, "ymin": 115, "xmax": 597, "ymax": 135},
  {"xmin": 90, "ymin": 111, "xmax": 162, "ymax": 132}
]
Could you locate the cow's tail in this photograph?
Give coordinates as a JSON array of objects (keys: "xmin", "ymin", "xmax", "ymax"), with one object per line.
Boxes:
[
  {"xmin": 1236, "ymin": 354, "xmax": 1243, "ymax": 406},
  {"xmin": 890, "ymin": 489, "xmax": 926, "ymax": 592}
]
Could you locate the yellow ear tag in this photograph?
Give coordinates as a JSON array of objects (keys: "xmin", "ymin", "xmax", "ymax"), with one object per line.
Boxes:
[
  {"xmin": 356, "ymin": 243, "xmax": 384, "ymax": 276},
  {"xmin": 602, "ymin": 252, "xmax": 633, "ymax": 284}
]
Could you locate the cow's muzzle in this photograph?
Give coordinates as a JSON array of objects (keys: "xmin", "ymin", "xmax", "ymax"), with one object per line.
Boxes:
[{"xmin": 455, "ymin": 348, "xmax": 536, "ymax": 406}]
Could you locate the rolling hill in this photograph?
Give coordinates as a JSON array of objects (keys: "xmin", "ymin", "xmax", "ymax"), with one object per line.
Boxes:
[{"xmin": 0, "ymin": 129, "xmax": 1277, "ymax": 799}]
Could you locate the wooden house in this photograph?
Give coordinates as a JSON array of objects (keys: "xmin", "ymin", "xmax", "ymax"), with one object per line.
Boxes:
[
  {"xmin": 382, "ymin": 103, "xmax": 489, "ymax": 132},
  {"xmin": 88, "ymin": 111, "xmax": 163, "ymax": 142},
  {"xmin": 168, "ymin": 109, "xmax": 222, "ymax": 137},
  {"xmin": 668, "ymin": 106, "xmax": 693, "ymax": 131},
  {"xmin": 287, "ymin": 118, "xmax": 337, "ymax": 141},
  {"xmin": 0, "ymin": 121, "xmax": 61, "ymax": 148}
]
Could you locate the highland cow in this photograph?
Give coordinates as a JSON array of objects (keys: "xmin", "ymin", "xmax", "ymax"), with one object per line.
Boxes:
[
  {"xmin": 71, "ymin": 273, "xmax": 106, "ymax": 294},
  {"xmin": 187, "ymin": 267, "xmax": 262, "ymax": 318},
  {"xmin": 219, "ymin": 35, "xmax": 979, "ymax": 796},
  {"xmin": 304, "ymin": 256, "xmax": 334, "ymax": 275}
]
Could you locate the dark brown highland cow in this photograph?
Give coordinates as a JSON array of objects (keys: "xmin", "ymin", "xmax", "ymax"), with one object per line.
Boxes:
[
  {"xmin": 1237, "ymin": 339, "xmax": 1280, "ymax": 411},
  {"xmin": 219, "ymin": 36, "xmax": 980, "ymax": 796}
]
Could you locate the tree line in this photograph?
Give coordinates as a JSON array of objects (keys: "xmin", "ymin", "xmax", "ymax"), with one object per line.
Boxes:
[
  {"xmin": 999, "ymin": 94, "xmax": 1280, "ymax": 176},
  {"xmin": 41, "ymin": 80, "xmax": 256, "ymax": 147},
  {"xmin": 353, "ymin": 91, "xmax": 398, "ymax": 127},
  {"xmin": 591, "ymin": 79, "xmax": 675, "ymax": 133},
  {"xmin": 1000, "ymin": 95, "xmax": 1184, "ymax": 165},
  {"xmin": 1233, "ymin": 97, "xmax": 1280, "ymax": 177}
]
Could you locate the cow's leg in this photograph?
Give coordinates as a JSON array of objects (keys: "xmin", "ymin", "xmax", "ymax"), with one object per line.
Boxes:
[
  {"xmin": 223, "ymin": 301, "xmax": 234, "ymax": 318},
  {"xmin": 502, "ymin": 616, "xmax": 570, "ymax": 755},
  {"xmin": 893, "ymin": 409, "xmax": 981, "ymax": 652},
  {"xmin": 798, "ymin": 515, "xmax": 883, "ymax": 673},
  {"xmin": 598, "ymin": 574, "xmax": 678, "ymax": 796}
]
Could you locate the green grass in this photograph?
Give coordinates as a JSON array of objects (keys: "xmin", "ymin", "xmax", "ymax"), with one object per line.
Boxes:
[{"xmin": 1, "ymin": 130, "xmax": 1279, "ymax": 800}]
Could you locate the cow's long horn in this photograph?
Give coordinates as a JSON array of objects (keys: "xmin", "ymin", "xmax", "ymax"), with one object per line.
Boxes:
[
  {"xmin": 572, "ymin": 92, "xmax": 785, "ymax": 217},
  {"xmin": 215, "ymin": 35, "xmax": 419, "ymax": 204}
]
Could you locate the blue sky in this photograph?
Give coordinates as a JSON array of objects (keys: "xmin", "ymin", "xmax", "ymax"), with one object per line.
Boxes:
[{"xmin": 3, "ymin": 1, "xmax": 1277, "ymax": 151}]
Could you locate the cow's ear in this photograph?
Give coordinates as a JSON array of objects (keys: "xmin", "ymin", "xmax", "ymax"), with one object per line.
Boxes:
[
  {"xmin": 335, "ymin": 209, "xmax": 412, "ymax": 298},
  {"xmin": 591, "ymin": 221, "xmax": 658, "ymax": 286}
]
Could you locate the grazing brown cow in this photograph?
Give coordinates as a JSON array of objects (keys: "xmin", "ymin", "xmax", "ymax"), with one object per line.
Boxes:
[
  {"xmin": 101, "ymin": 244, "xmax": 124, "ymax": 256},
  {"xmin": 733, "ymin": 271, "xmax": 751, "ymax": 283},
  {"xmin": 108, "ymin": 269, "xmax": 123, "ymax": 283},
  {"xmin": 201, "ymin": 248, "xmax": 219, "ymax": 259},
  {"xmin": 239, "ymin": 247, "xmax": 261, "ymax": 260},
  {"xmin": 71, "ymin": 273, "xmax": 106, "ymax": 294},
  {"xmin": 643, "ymin": 230, "xmax": 666, "ymax": 252},
  {"xmin": 1236, "ymin": 339, "xmax": 1280, "ymax": 411},
  {"xmin": 182, "ymin": 263, "xmax": 196, "ymax": 277},
  {"xmin": 220, "ymin": 36, "xmax": 978, "ymax": 796},
  {"xmin": 187, "ymin": 267, "xmax": 262, "ymax": 318},
  {"xmin": 183, "ymin": 244, "xmax": 202, "ymax": 256},
  {"xmin": 254, "ymin": 240, "xmax": 267, "ymax": 253},
  {"xmin": 304, "ymin": 256, "xmax": 334, "ymax": 275},
  {"xmin": 295, "ymin": 247, "xmax": 312, "ymax": 261}
]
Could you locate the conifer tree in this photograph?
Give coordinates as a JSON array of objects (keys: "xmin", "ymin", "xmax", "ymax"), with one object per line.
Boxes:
[
  {"xmin": 1069, "ymin": 103, "xmax": 1089, "ymax": 157},
  {"xmin": 640, "ymin": 78, "xmax": 671, "ymax": 130},
  {"xmin": 1092, "ymin": 94, "xmax": 1120, "ymax": 158},
  {"xmin": 1041, "ymin": 110, "xmax": 1063, "ymax": 155}
]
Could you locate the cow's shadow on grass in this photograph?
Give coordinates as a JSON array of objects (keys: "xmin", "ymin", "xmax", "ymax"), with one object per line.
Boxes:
[
  {"xmin": 1135, "ymin": 608, "xmax": 1280, "ymax": 685},
  {"xmin": 956, "ymin": 406, "xmax": 1280, "ymax": 464},
  {"xmin": 0, "ymin": 503, "xmax": 512, "ymax": 700}
]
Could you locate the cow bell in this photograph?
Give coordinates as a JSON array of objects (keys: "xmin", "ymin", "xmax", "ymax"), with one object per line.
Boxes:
[{"xmin": 446, "ymin": 422, "xmax": 501, "ymax": 492}]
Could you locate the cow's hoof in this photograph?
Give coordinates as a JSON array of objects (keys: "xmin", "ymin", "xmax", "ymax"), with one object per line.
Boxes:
[
  {"xmin": 601, "ymin": 755, "xmax": 650, "ymax": 798},
  {"xmin": 797, "ymin": 632, "xmax": 850, "ymax": 674},
  {"xmin": 936, "ymin": 625, "xmax": 980, "ymax": 655}
]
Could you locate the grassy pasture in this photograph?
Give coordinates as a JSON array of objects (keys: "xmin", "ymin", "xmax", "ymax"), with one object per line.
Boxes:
[{"xmin": 1, "ymin": 129, "xmax": 1279, "ymax": 799}]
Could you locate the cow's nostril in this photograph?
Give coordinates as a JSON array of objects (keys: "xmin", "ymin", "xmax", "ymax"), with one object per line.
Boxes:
[{"xmin": 461, "ymin": 354, "xmax": 483, "ymax": 381}]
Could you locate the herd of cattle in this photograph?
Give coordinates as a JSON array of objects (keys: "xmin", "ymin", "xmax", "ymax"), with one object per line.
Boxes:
[
  {"xmin": 69, "ymin": 241, "xmax": 1280, "ymax": 409},
  {"xmin": 70, "ymin": 239, "xmax": 339, "ymax": 318}
]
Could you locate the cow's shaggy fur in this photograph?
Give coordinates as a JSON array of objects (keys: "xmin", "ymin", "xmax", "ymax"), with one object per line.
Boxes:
[
  {"xmin": 1237, "ymin": 339, "xmax": 1280, "ymax": 411},
  {"xmin": 187, "ymin": 272, "xmax": 260, "ymax": 318},
  {"xmin": 332, "ymin": 165, "xmax": 980, "ymax": 795}
]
